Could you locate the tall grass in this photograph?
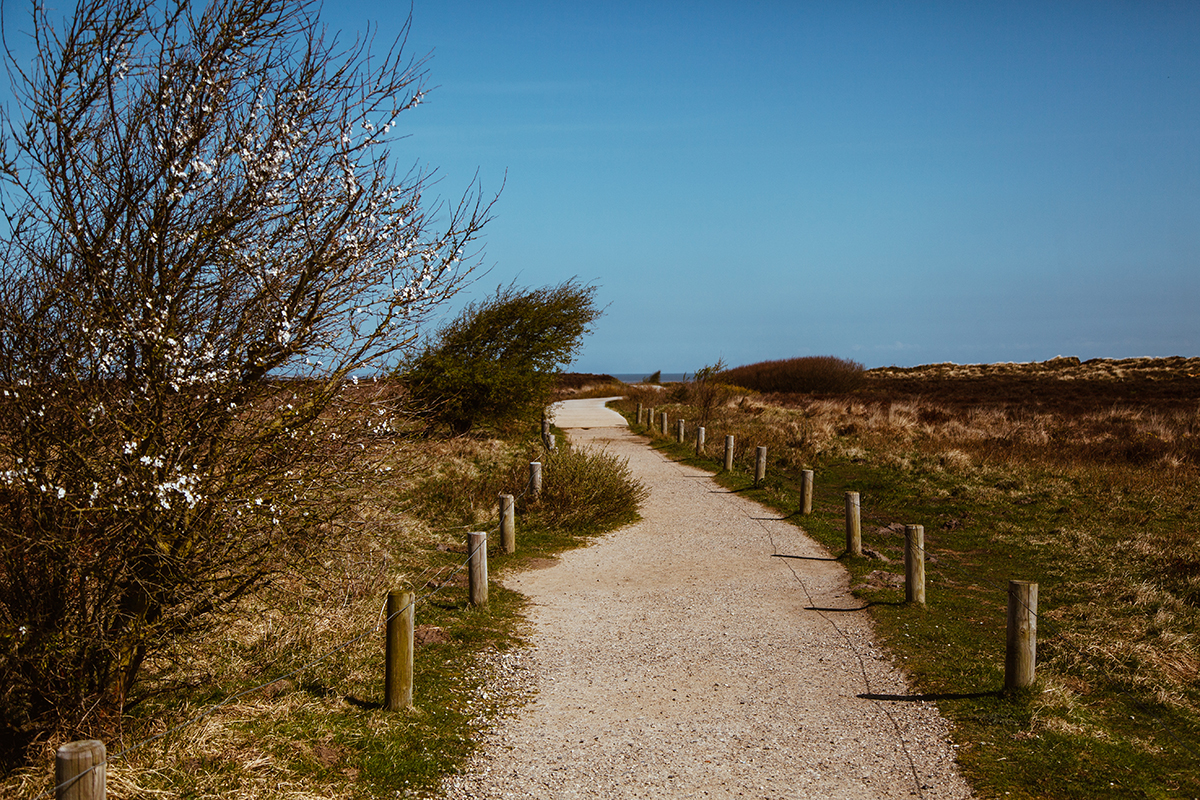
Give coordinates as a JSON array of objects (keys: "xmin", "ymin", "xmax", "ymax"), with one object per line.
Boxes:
[{"xmin": 411, "ymin": 438, "xmax": 648, "ymax": 534}]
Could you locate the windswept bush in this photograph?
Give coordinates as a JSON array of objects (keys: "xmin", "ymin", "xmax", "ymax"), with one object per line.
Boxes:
[
  {"xmin": 719, "ymin": 356, "xmax": 865, "ymax": 394},
  {"xmin": 401, "ymin": 280, "xmax": 601, "ymax": 435}
]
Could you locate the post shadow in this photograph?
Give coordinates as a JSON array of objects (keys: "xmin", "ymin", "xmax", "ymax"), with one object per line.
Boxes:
[{"xmin": 858, "ymin": 690, "xmax": 1003, "ymax": 702}]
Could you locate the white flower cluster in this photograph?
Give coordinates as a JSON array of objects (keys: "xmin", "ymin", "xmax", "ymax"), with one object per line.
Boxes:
[{"xmin": 155, "ymin": 468, "xmax": 202, "ymax": 510}]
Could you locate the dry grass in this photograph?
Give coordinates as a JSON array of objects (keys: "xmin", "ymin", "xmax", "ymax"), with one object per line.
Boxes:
[{"xmin": 4, "ymin": 424, "xmax": 446, "ymax": 798}]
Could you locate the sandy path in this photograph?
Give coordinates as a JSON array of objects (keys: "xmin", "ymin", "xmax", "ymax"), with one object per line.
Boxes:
[{"xmin": 444, "ymin": 398, "xmax": 972, "ymax": 799}]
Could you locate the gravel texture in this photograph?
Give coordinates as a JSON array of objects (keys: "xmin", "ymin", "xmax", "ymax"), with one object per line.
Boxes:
[{"xmin": 443, "ymin": 398, "xmax": 973, "ymax": 799}]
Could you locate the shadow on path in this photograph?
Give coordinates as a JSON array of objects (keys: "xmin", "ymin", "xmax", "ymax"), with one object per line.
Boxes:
[
  {"xmin": 772, "ymin": 553, "xmax": 838, "ymax": 563},
  {"xmin": 859, "ymin": 691, "xmax": 1002, "ymax": 703}
]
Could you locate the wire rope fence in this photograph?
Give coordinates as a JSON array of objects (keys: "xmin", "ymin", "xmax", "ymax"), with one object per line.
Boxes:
[{"xmin": 37, "ymin": 403, "xmax": 1200, "ymax": 797}]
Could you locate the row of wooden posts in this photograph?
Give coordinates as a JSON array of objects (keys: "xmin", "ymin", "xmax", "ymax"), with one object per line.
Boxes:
[
  {"xmin": 636, "ymin": 401, "xmax": 1039, "ymax": 693},
  {"xmin": 382, "ymin": 454, "xmax": 550, "ymax": 712},
  {"xmin": 50, "ymin": 416, "xmax": 1038, "ymax": 798}
]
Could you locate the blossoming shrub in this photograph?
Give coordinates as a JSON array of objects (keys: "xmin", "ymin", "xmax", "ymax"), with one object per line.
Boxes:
[{"xmin": 0, "ymin": 0, "xmax": 490, "ymax": 767}]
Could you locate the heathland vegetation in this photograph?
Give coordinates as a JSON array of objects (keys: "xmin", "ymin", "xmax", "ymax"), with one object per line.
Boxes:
[{"xmin": 609, "ymin": 354, "xmax": 1200, "ymax": 798}]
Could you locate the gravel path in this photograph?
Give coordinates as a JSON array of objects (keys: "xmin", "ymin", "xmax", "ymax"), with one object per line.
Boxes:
[{"xmin": 444, "ymin": 398, "xmax": 973, "ymax": 799}]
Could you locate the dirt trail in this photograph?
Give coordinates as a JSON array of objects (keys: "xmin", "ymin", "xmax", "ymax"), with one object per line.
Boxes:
[{"xmin": 444, "ymin": 398, "xmax": 973, "ymax": 799}]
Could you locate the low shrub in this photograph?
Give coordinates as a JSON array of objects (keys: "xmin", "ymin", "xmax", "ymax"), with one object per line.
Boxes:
[
  {"xmin": 409, "ymin": 437, "xmax": 648, "ymax": 536},
  {"xmin": 554, "ymin": 373, "xmax": 620, "ymax": 391},
  {"xmin": 719, "ymin": 356, "xmax": 865, "ymax": 394},
  {"xmin": 505, "ymin": 443, "xmax": 648, "ymax": 533}
]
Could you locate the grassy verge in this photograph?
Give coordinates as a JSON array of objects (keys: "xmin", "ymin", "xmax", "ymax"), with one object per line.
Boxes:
[
  {"xmin": 3, "ymin": 423, "xmax": 645, "ymax": 799},
  {"xmin": 614, "ymin": 392, "xmax": 1200, "ymax": 800}
]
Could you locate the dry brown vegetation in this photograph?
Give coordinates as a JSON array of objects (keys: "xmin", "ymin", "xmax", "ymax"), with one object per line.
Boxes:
[
  {"xmin": 552, "ymin": 373, "xmax": 621, "ymax": 393},
  {"xmin": 717, "ymin": 355, "xmax": 866, "ymax": 394}
]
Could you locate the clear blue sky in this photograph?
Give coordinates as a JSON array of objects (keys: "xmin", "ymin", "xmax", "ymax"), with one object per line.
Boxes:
[
  {"xmin": 344, "ymin": 0, "xmax": 1198, "ymax": 374},
  {"xmin": 37, "ymin": 1, "xmax": 1200, "ymax": 373}
]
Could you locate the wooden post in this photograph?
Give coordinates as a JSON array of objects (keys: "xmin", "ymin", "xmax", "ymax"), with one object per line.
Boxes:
[
  {"xmin": 754, "ymin": 446, "xmax": 767, "ymax": 486},
  {"xmin": 724, "ymin": 435, "xmax": 734, "ymax": 471},
  {"xmin": 648, "ymin": 407, "xmax": 655, "ymax": 432},
  {"xmin": 468, "ymin": 531, "xmax": 488, "ymax": 606},
  {"xmin": 385, "ymin": 589, "xmax": 415, "ymax": 711},
  {"xmin": 845, "ymin": 491, "xmax": 862, "ymax": 556},
  {"xmin": 541, "ymin": 416, "xmax": 556, "ymax": 452},
  {"xmin": 904, "ymin": 524, "xmax": 925, "ymax": 605},
  {"xmin": 800, "ymin": 469, "xmax": 814, "ymax": 515},
  {"xmin": 660, "ymin": 411, "xmax": 668, "ymax": 436},
  {"xmin": 676, "ymin": 418, "xmax": 685, "ymax": 443},
  {"xmin": 1005, "ymin": 580, "xmax": 1038, "ymax": 690},
  {"xmin": 499, "ymin": 494, "xmax": 515, "ymax": 554},
  {"xmin": 696, "ymin": 426, "xmax": 706, "ymax": 455},
  {"xmin": 56, "ymin": 740, "xmax": 105, "ymax": 800},
  {"xmin": 529, "ymin": 461, "xmax": 542, "ymax": 498},
  {"xmin": 636, "ymin": 403, "xmax": 643, "ymax": 425}
]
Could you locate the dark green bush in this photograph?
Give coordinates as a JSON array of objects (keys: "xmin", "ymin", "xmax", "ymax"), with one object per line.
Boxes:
[{"xmin": 401, "ymin": 280, "xmax": 601, "ymax": 434}]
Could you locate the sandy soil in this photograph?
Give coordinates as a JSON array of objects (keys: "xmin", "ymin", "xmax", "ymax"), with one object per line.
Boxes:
[{"xmin": 443, "ymin": 398, "xmax": 973, "ymax": 799}]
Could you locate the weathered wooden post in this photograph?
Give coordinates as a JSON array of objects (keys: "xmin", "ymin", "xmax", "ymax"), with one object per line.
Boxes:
[
  {"xmin": 468, "ymin": 531, "xmax": 488, "ymax": 606},
  {"xmin": 647, "ymin": 407, "xmax": 655, "ymax": 431},
  {"xmin": 754, "ymin": 446, "xmax": 767, "ymax": 486},
  {"xmin": 676, "ymin": 418, "xmax": 685, "ymax": 443},
  {"xmin": 696, "ymin": 426, "xmax": 706, "ymax": 456},
  {"xmin": 660, "ymin": 411, "xmax": 668, "ymax": 436},
  {"xmin": 529, "ymin": 461, "xmax": 542, "ymax": 498},
  {"xmin": 800, "ymin": 469, "xmax": 814, "ymax": 515},
  {"xmin": 56, "ymin": 740, "xmax": 105, "ymax": 800},
  {"xmin": 499, "ymin": 494, "xmax": 515, "ymax": 554},
  {"xmin": 1005, "ymin": 580, "xmax": 1038, "ymax": 690},
  {"xmin": 904, "ymin": 524, "xmax": 925, "ymax": 605},
  {"xmin": 845, "ymin": 491, "xmax": 862, "ymax": 556},
  {"xmin": 724, "ymin": 435, "xmax": 734, "ymax": 471},
  {"xmin": 637, "ymin": 403, "xmax": 644, "ymax": 425},
  {"xmin": 541, "ymin": 414, "xmax": 556, "ymax": 452},
  {"xmin": 385, "ymin": 589, "xmax": 415, "ymax": 711}
]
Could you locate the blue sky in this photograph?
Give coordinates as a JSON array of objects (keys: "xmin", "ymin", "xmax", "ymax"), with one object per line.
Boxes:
[
  {"xmin": 27, "ymin": 1, "xmax": 1200, "ymax": 373},
  {"xmin": 345, "ymin": 0, "xmax": 1199, "ymax": 373}
]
